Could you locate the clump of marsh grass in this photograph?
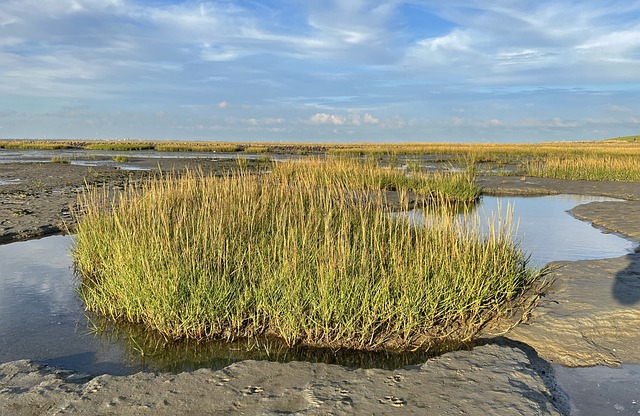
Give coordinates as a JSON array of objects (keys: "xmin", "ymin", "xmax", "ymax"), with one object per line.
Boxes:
[
  {"xmin": 112, "ymin": 155, "xmax": 129, "ymax": 163},
  {"xmin": 523, "ymin": 155, "xmax": 640, "ymax": 181},
  {"xmin": 50, "ymin": 156, "xmax": 71, "ymax": 164},
  {"xmin": 73, "ymin": 159, "xmax": 537, "ymax": 351}
]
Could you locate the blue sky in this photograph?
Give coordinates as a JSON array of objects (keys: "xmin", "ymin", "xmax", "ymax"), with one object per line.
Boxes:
[{"xmin": 1, "ymin": 0, "xmax": 639, "ymax": 143}]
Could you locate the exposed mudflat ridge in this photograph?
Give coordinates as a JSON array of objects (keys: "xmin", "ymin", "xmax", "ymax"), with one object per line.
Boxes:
[{"xmin": 0, "ymin": 343, "xmax": 565, "ymax": 416}]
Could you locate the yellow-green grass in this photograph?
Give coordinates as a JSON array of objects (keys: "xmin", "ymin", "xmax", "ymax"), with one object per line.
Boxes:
[
  {"xmin": 154, "ymin": 143, "xmax": 242, "ymax": 152},
  {"xmin": 3, "ymin": 137, "xmax": 640, "ymax": 181},
  {"xmin": 523, "ymin": 155, "xmax": 640, "ymax": 181},
  {"xmin": 606, "ymin": 135, "xmax": 640, "ymax": 143},
  {"xmin": 244, "ymin": 146, "xmax": 270, "ymax": 153},
  {"xmin": 72, "ymin": 159, "xmax": 537, "ymax": 351},
  {"xmin": 50, "ymin": 156, "xmax": 71, "ymax": 164},
  {"xmin": 0, "ymin": 140, "xmax": 73, "ymax": 149},
  {"xmin": 112, "ymin": 155, "xmax": 129, "ymax": 163},
  {"xmin": 84, "ymin": 142, "xmax": 155, "ymax": 151}
]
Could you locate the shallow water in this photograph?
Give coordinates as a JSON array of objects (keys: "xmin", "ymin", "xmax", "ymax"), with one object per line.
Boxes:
[
  {"xmin": 401, "ymin": 194, "xmax": 635, "ymax": 267},
  {"xmin": 0, "ymin": 194, "xmax": 636, "ymax": 377},
  {"xmin": 555, "ymin": 364, "xmax": 640, "ymax": 415},
  {"xmin": 473, "ymin": 194, "xmax": 635, "ymax": 267},
  {"xmin": 0, "ymin": 148, "xmax": 294, "ymax": 165}
]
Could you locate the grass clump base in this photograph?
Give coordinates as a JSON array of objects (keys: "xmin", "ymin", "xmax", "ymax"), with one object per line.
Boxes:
[{"xmin": 73, "ymin": 159, "xmax": 537, "ymax": 351}]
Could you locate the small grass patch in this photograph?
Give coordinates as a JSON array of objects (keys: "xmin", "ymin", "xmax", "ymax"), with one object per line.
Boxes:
[
  {"xmin": 112, "ymin": 155, "xmax": 129, "ymax": 163},
  {"xmin": 50, "ymin": 156, "xmax": 71, "ymax": 164},
  {"xmin": 245, "ymin": 146, "xmax": 270, "ymax": 153},
  {"xmin": 73, "ymin": 159, "xmax": 537, "ymax": 351},
  {"xmin": 85, "ymin": 142, "xmax": 155, "ymax": 151}
]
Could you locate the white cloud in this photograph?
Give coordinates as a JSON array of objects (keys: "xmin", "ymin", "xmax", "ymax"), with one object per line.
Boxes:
[
  {"xmin": 606, "ymin": 105, "xmax": 632, "ymax": 113},
  {"xmin": 309, "ymin": 112, "xmax": 381, "ymax": 126},
  {"xmin": 363, "ymin": 113, "xmax": 381, "ymax": 125},
  {"xmin": 225, "ymin": 117, "xmax": 285, "ymax": 125},
  {"xmin": 309, "ymin": 113, "xmax": 346, "ymax": 125},
  {"xmin": 519, "ymin": 117, "xmax": 580, "ymax": 128},
  {"xmin": 576, "ymin": 27, "xmax": 640, "ymax": 54}
]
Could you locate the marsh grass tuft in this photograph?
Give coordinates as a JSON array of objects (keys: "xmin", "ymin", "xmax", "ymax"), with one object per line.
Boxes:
[
  {"xmin": 523, "ymin": 155, "xmax": 640, "ymax": 181},
  {"xmin": 50, "ymin": 156, "xmax": 71, "ymax": 164},
  {"xmin": 112, "ymin": 155, "xmax": 129, "ymax": 163},
  {"xmin": 73, "ymin": 159, "xmax": 538, "ymax": 351}
]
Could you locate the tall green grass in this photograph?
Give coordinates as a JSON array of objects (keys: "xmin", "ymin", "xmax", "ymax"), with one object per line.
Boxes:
[
  {"xmin": 73, "ymin": 159, "xmax": 537, "ymax": 351},
  {"xmin": 523, "ymin": 155, "xmax": 640, "ymax": 181}
]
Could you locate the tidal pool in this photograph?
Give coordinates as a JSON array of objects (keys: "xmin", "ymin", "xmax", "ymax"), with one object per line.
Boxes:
[
  {"xmin": 473, "ymin": 194, "xmax": 635, "ymax": 267},
  {"xmin": 0, "ymin": 194, "xmax": 636, "ymax": 377}
]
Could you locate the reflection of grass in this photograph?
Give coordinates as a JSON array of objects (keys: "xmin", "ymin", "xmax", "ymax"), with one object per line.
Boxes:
[
  {"xmin": 112, "ymin": 155, "xmax": 129, "ymax": 163},
  {"xmin": 73, "ymin": 158, "xmax": 536, "ymax": 351},
  {"xmin": 84, "ymin": 312, "xmax": 471, "ymax": 372}
]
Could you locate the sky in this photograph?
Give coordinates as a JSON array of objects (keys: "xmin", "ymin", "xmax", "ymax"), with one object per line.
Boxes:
[{"xmin": 1, "ymin": 0, "xmax": 640, "ymax": 143}]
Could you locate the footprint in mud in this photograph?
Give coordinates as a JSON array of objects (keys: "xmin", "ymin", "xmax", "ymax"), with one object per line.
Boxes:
[
  {"xmin": 385, "ymin": 373, "xmax": 404, "ymax": 386},
  {"xmin": 379, "ymin": 395, "xmax": 407, "ymax": 407},
  {"xmin": 244, "ymin": 386, "xmax": 264, "ymax": 395}
]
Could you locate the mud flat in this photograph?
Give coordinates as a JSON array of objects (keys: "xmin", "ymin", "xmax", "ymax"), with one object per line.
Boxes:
[
  {"xmin": 0, "ymin": 158, "xmax": 236, "ymax": 244},
  {"xmin": 481, "ymin": 175, "xmax": 640, "ymax": 367},
  {"xmin": 0, "ymin": 342, "xmax": 565, "ymax": 416},
  {"xmin": 2, "ymin": 160, "xmax": 640, "ymax": 415}
]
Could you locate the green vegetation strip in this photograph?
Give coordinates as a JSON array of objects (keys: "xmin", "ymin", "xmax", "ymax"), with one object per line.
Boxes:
[
  {"xmin": 73, "ymin": 159, "xmax": 536, "ymax": 350},
  {"xmin": 3, "ymin": 137, "xmax": 640, "ymax": 181},
  {"xmin": 523, "ymin": 155, "xmax": 640, "ymax": 181}
]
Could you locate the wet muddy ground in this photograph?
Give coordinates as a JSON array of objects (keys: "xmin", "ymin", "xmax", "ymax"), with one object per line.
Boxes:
[{"xmin": 1, "ymin": 153, "xmax": 639, "ymax": 415}]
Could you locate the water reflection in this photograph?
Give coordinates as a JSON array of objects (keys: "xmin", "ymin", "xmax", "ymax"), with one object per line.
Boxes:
[
  {"xmin": 405, "ymin": 195, "xmax": 635, "ymax": 267},
  {"xmin": 0, "ymin": 236, "xmax": 132, "ymax": 375},
  {"xmin": 0, "ymin": 195, "xmax": 636, "ymax": 375},
  {"xmin": 87, "ymin": 314, "xmax": 471, "ymax": 373},
  {"xmin": 476, "ymin": 195, "xmax": 635, "ymax": 266}
]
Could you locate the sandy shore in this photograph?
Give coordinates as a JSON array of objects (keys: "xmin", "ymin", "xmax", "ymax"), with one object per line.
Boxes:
[{"xmin": 1, "ymin": 159, "xmax": 639, "ymax": 415}]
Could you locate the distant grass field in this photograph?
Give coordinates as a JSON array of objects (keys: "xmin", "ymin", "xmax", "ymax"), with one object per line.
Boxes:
[
  {"xmin": 72, "ymin": 158, "xmax": 537, "ymax": 351},
  {"xmin": 2, "ymin": 137, "xmax": 639, "ymax": 181}
]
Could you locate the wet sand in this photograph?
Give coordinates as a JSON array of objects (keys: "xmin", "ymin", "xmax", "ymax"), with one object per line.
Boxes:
[{"xmin": 1, "ymin": 158, "xmax": 640, "ymax": 415}]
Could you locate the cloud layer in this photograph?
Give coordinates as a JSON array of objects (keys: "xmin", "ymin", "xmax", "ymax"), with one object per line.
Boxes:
[{"xmin": 1, "ymin": 0, "xmax": 639, "ymax": 142}]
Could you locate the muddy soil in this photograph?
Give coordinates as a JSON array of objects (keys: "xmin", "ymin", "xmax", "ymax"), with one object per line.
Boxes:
[
  {"xmin": 1, "ymin": 158, "xmax": 640, "ymax": 415},
  {"xmin": 0, "ymin": 342, "xmax": 566, "ymax": 416},
  {"xmin": 0, "ymin": 158, "xmax": 239, "ymax": 244}
]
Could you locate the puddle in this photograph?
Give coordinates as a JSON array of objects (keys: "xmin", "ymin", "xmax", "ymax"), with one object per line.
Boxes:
[
  {"xmin": 0, "ymin": 194, "xmax": 637, "ymax": 386},
  {"xmin": 0, "ymin": 178, "xmax": 21, "ymax": 185},
  {"xmin": 554, "ymin": 364, "xmax": 640, "ymax": 415},
  {"xmin": 118, "ymin": 165, "xmax": 153, "ymax": 171},
  {"xmin": 402, "ymin": 194, "xmax": 635, "ymax": 267},
  {"xmin": 475, "ymin": 195, "xmax": 635, "ymax": 267},
  {"xmin": 0, "ymin": 235, "xmax": 131, "ymax": 375}
]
